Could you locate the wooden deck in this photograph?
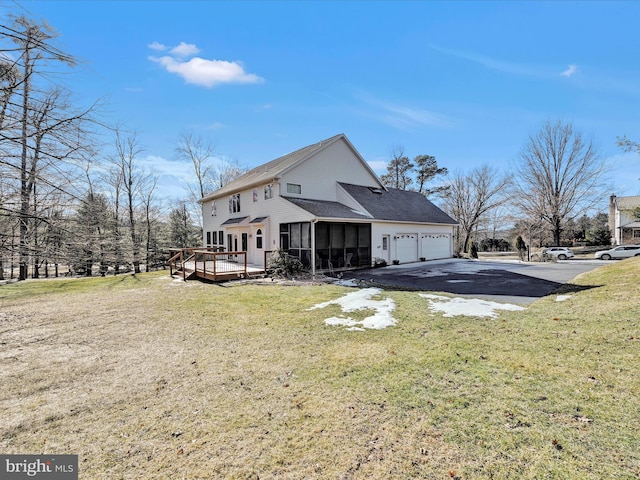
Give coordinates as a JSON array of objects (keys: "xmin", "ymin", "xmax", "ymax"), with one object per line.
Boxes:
[{"xmin": 169, "ymin": 248, "xmax": 265, "ymax": 282}]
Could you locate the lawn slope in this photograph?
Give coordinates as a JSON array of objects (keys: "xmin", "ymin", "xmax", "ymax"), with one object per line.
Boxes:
[{"xmin": 0, "ymin": 259, "xmax": 638, "ymax": 479}]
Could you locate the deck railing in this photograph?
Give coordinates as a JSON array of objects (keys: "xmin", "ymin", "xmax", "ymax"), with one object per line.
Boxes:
[
  {"xmin": 192, "ymin": 250, "xmax": 248, "ymax": 280},
  {"xmin": 169, "ymin": 247, "xmax": 260, "ymax": 281}
]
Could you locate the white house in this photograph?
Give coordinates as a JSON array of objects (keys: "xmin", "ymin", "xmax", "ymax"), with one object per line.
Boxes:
[
  {"xmin": 609, "ymin": 194, "xmax": 640, "ymax": 245},
  {"xmin": 199, "ymin": 134, "xmax": 457, "ymax": 273}
]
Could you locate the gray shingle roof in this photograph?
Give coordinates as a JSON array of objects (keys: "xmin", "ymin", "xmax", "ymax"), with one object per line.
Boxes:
[
  {"xmin": 221, "ymin": 216, "xmax": 249, "ymax": 225},
  {"xmin": 284, "ymin": 184, "xmax": 457, "ymax": 224},
  {"xmin": 283, "ymin": 197, "xmax": 373, "ymax": 220},
  {"xmin": 339, "ymin": 183, "xmax": 457, "ymax": 224}
]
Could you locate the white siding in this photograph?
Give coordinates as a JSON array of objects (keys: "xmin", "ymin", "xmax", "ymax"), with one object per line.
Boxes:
[
  {"xmin": 202, "ymin": 184, "xmax": 313, "ymax": 263},
  {"xmin": 280, "ymin": 140, "xmax": 379, "ymax": 201},
  {"xmin": 371, "ymin": 222, "xmax": 455, "ymax": 264}
]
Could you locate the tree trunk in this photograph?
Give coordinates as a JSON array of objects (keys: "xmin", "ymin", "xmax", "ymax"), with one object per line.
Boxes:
[{"xmin": 18, "ymin": 33, "xmax": 32, "ymax": 281}]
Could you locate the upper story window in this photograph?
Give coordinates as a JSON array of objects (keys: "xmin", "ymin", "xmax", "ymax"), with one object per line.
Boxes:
[
  {"xmin": 211, "ymin": 201, "xmax": 217, "ymax": 216},
  {"xmin": 264, "ymin": 184, "xmax": 273, "ymax": 200},
  {"xmin": 287, "ymin": 183, "xmax": 302, "ymax": 195},
  {"xmin": 253, "ymin": 188, "xmax": 258, "ymax": 202},
  {"xmin": 229, "ymin": 193, "xmax": 241, "ymax": 213}
]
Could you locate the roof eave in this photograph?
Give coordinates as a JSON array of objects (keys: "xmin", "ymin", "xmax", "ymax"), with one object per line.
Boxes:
[{"xmin": 199, "ymin": 176, "xmax": 281, "ymax": 203}]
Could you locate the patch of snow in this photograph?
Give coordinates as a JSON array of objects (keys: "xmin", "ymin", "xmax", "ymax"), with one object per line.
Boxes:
[
  {"xmin": 334, "ymin": 279, "xmax": 360, "ymax": 287},
  {"xmin": 556, "ymin": 295, "xmax": 571, "ymax": 302},
  {"xmin": 446, "ymin": 279, "xmax": 471, "ymax": 283},
  {"xmin": 419, "ymin": 294, "xmax": 525, "ymax": 318},
  {"xmin": 308, "ymin": 288, "xmax": 397, "ymax": 330}
]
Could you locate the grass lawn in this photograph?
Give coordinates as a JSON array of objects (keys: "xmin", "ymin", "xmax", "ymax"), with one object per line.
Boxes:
[{"xmin": 1, "ymin": 259, "xmax": 639, "ymax": 479}]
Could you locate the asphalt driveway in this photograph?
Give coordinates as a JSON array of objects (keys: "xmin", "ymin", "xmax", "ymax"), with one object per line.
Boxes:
[{"xmin": 341, "ymin": 258, "xmax": 611, "ymax": 304}]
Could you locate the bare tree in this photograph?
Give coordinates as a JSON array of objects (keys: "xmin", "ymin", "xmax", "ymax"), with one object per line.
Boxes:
[
  {"xmin": 211, "ymin": 157, "xmax": 248, "ymax": 191},
  {"xmin": 176, "ymin": 131, "xmax": 215, "ymax": 200},
  {"xmin": 443, "ymin": 165, "xmax": 512, "ymax": 253},
  {"xmin": 513, "ymin": 121, "xmax": 606, "ymax": 246},
  {"xmin": 113, "ymin": 130, "xmax": 144, "ymax": 273},
  {"xmin": 617, "ymin": 135, "xmax": 640, "ymax": 155},
  {"xmin": 1, "ymin": 15, "xmax": 98, "ymax": 280},
  {"xmin": 141, "ymin": 175, "xmax": 159, "ymax": 272}
]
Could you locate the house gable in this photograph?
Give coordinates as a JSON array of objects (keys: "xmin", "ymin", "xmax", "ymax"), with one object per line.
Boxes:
[
  {"xmin": 200, "ymin": 134, "xmax": 382, "ymax": 203},
  {"xmin": 609, "ymin": 194, "xmax": 640, "ymax": 245}
]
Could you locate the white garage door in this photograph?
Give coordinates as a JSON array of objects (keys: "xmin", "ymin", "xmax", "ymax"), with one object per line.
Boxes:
[
  {"xmin": 421, "ymin": 233, "xmax": 451, "ymax": 260},
  {"xmin": 396, "ymin": 233, "xmax": 418, "ymax": 263}
]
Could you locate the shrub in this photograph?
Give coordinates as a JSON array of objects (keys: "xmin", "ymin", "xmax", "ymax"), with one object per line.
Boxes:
[
  {"xmin": 373, "ymin": 257, "xmax": 387, "ymax": 267},
  {"xmin": 266, "ymin": 249, "xmax": 306, "ymax": 278}
]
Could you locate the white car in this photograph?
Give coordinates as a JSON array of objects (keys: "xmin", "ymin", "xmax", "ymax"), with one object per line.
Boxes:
[
  {"xmin": 543, "ymin": 247, "xmax": 575, "ymax": 260},
  {"xmin": 594, "ymin": 245, "xmax": 640, "ymax": 260}
]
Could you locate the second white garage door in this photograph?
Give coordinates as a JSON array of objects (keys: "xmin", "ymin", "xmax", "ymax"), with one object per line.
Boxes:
[{"xmin": 420, "ymin": 233, "xmax": 451, "ymax": 260}]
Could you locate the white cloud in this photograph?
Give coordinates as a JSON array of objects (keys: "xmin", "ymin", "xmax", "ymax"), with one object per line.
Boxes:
[
  {"xmin": 207, "ymin": 122, "xmax": 225, "ymax": 130},
  {"xmin": 148, "ymin": 41, "xmax": 168, "ymax": 51},
  {"xmin": 137, "ymin": 155, "xmax": 193, "ymax": 183},
  {"xmin": 149, "ymin": 53, "xmax": 263, "ymax": 88},
  {"xmin": 429, "ymin": 44, "xmax": 548, "ymax": 78},
  {"xmin": 355, "ymin": 92, "xmax": 451, "ymax": 130},
  {"xmin": 169, "ymin": 42, "xmax": 200, "ymax": 58},
  {"xmin": 379, "ymin": 102, "xmax": 449, "ymax": 129},
  {"xmin": 561, "ymin": 64, "xmax": 578, "ymax": 77}
]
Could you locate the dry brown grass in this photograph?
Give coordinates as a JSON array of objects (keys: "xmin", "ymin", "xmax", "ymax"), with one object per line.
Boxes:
[
  {"xmin": 1, "ymin": 274, "xmax": 454, "ymax": 478},
  {"xmin": 1, "ymin": 263, "xmax": 639, "ymax": 479}
]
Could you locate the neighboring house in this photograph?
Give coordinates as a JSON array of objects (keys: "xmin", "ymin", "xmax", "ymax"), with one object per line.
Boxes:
[
  {"xmin": 609, "ymin": 194, "xmax": 640, "ymax": 245},
  {"xmin": 199, "ymin": 134, "xmax": 457, "ymax": 273}
]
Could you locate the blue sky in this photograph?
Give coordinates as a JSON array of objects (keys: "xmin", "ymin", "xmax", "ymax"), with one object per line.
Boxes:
[{"xmin": 10, "ymin": 0, "xmax": 640, "ymax": 205}]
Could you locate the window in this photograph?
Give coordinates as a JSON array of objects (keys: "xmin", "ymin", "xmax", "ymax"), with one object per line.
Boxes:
[
  {"xmin": 206, "ymin": 231, "xmax": 211, "ymax": 246},
  {"xmin": 264, "ymin": 184, "xmax": 273, "ymax": 200},
  {"xmin": 229, "ymin": 193, "xmax": 241, "ymax": 213},
  {"xmin": 286, "ymin": 183, "xmax": 302, "ymax": 194},
  {"xmin": 211, "ymin": 201, "xmax": 217, "ymax": 216},
  {"xmin": 279, "ymin": 224, "xmax": 289, "ymax": 251},
  {"xmin": 212, "ymin": 231, "xmax": 217, "ymax": 244},
  {"xmin": 253, "ymin": 188, "xmax": 258, "ymax": 202},
  {"xmin": 219, "ymin": 231, "xmax": 224, "ymax": 245},
  {"xmin": 256, "ymin": 229, "xmax": 263, "ymax": 249},
  {"xmin": 634, "ymin": 230, "xmax": 640, "ymax": 239}
]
